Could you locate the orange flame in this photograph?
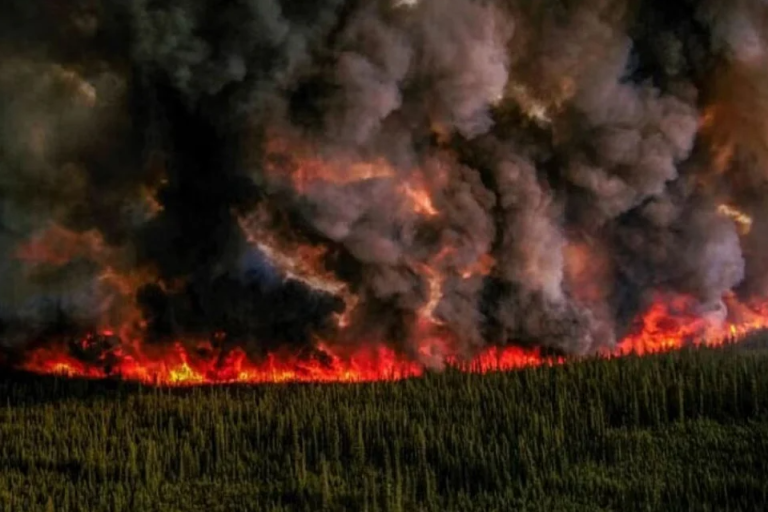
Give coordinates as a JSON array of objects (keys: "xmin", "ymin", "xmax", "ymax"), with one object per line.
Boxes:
[
  {"xmin": 264, "ymin": 135, "xmax": 440, "ymax": 219},
  {"xmin": 16, "ymin": 291, "xmax": 768, "ymax": 386},
  {"xmin": 12, "ymin": 156, "xmax": 768, "ymax": 386},
  {"xmin": 401, "ymin": 182, "xmax": 439, "ymax": 217},
  {"xmin": 612, "ymin": 293, "xmax": 768, "ymax": 357},
  {"xmin": 19, "ymin": 334, "xmax": 558, "ymax": 385}
]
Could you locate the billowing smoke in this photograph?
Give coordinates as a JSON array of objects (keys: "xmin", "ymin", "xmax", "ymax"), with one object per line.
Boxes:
[{"xmin": 1, "ymin": 0, "xmax": 766, "ymax": 365}]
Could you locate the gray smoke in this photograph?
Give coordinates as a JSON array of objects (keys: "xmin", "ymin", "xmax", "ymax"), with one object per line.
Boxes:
[{"xmin": 1, "ymin": 0, "xmax": 767, "ymax": 364}]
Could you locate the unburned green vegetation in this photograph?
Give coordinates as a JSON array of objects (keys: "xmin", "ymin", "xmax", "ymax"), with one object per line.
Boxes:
[{"xmin": 2, "ymin": 343, "xmax": 768, "ymax": 511}]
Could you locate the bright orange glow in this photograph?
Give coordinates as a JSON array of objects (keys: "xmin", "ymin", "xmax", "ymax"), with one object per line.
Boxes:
[
  {"xmin": 22, "ymin": 340, "xmax": 425, "ymax": 384},
  {"xmin": 264, "ymin": 135, "xmax": 440, "ymax": 219},
  {"xmin": 401, "ymin": 182, "xmax": 439, "ymax": 217},
  {"xmin": 611, "ymin": 293, "xmax": 768, "ymax": 357},
  {"xmin": 17, "ymin": 292, "xmax": 768, "ymax": 387},
  {"xmin": 718, "ymin": 204, "xmax": 753, "ymax": 234},
  {"xmin": 264, "ymin": 135, "xmax": 396, "ymax": 192},
  {"xmin": 9, "ymin": 224, "xmax": 767, "ymax": 386},
  {"xmin": 20, "ymin": 336, "xmax": 560, "ymax": 385}
]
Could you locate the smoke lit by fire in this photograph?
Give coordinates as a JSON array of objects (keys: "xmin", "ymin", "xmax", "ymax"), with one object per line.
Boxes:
[
  {"xmin": 3, "ymin": 0, "xmax": 768, "ymax": 385},
  {"xmin": 19, "ymin": 293, "xmax": 766, "ymax": 386}
]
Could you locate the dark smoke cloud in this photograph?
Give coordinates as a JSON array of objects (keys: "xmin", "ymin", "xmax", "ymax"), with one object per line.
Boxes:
[{"xmin": 1, "ymin": 0, "xmax": 768, "ymax": 363}]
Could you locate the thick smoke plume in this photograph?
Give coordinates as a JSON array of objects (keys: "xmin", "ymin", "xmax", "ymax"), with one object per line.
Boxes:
[{"xmin": 1, "ymin": 0, "xmax": 767, "ymax": 367}]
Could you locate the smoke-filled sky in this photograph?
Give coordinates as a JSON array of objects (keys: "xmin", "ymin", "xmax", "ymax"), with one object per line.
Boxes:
[{"xmin": 1, "ymin": 0, "xmax": 767, "ymax": 364}]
